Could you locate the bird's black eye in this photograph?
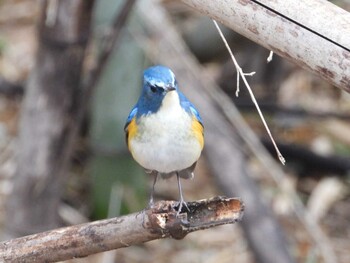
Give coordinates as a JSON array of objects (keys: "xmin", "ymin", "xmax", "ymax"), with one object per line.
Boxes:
[{"xmin": 150, "ymin": 86, "xmax": 157, "ymax": 93}]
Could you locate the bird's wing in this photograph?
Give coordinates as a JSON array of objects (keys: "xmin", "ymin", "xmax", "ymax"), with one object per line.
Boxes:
[
  {"xmin": 124, "ymin": 106, "xmax": 138, "ymax": 147},
  {"xmin": 178, "ymin": 91, "xmax": 204, "ymax": 149},
  {"xmin": 178, "ymin": 91, "xmax": 203, "ymax": 125},
  {"xmin": 191, "ymin": 112, "xmax": 204, "ymax": 150},
  {"xmin": 189, "ymin": 105, "xmax": 203, "ymax": 126}
]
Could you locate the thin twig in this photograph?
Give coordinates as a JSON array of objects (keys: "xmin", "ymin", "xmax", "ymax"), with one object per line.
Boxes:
[
  {"xmin": 213, "ymin": 20, "xmax": 285, "ymax": 165},
  {"xmin": 0, "ymin": 197, "xmax": 244, "ymax": 263},
  {"xmin": 211, "ymin": 20, "xmax": 255, "ymax": 97},
  {"xmin": 267, "ymin": 51, "xmax": 274, "ymax": 63}
]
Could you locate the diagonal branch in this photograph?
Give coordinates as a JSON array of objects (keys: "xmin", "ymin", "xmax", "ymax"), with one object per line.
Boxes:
[
  {"xmin": 181, "ymin": 0, "xmax": 350, "ymax": 92},
  {"xmin": 83, "ymin": 0, "xmax": 137, "ymax": 95},
  {"xmin": 212, "ymin": 20, "xmax": 285, "ymax": 165},
  {"xmin": 0, "ymin": 197, "xmax": 243, "ymax": 263}
]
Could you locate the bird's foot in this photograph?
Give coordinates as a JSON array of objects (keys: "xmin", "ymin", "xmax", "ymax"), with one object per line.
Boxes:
[
  {"xmin": 148, "ymin": 198, "xmax": 155, "ymax": 209},
  {"xmin": 176, "ymin": 199, "xmax": 190, "ymax": 217}
]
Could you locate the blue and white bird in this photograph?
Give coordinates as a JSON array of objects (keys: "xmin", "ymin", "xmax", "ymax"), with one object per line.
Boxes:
[{"xmin": 124, "ymin": 65, "xmax": 204, "ymax": 213}]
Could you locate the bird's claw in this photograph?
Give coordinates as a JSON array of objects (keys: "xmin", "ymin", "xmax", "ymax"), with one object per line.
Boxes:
[{"xmin": 176, "ymin": 199, "xmax": 190, "ymax": 217}]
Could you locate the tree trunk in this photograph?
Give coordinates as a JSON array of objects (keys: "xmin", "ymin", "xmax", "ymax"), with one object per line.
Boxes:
[{"xmin": 3, "ymin": 0, "xmax": 95, "ymax": 239}]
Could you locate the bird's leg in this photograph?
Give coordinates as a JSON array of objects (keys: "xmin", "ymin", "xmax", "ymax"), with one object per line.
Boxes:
[
  {"xmin": 176, "ymin": 172, "xmax": 190, "ymax": 216},
  {"xmin": 148, "ymin": 171, "xmax": 158, "ymax": 207}
]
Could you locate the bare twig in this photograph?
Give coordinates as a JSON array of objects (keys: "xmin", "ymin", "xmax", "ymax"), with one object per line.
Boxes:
[
  {"xmin": 267, "ymin": 51, "xmax": 274, "ymax": 63},
  {"xmin": 0, "ymin": 197, "xmax": 244, "ymax": 263},
  {"xmin": 212, "ymin": 20, "xmax": 285, "ymax": 165}
]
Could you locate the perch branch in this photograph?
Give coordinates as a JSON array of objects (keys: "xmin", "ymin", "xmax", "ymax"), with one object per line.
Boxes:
[
  {"xmin": 0, "ymin": 197, "xmax": 243, "ymax": 263},
  {"xmin": 181, "ymin": 0, "xmax": 350, "ymax": 92}
]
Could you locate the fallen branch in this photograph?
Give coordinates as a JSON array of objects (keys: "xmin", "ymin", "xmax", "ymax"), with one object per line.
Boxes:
[{"xmin": 0, "ymin": 197, "xmax": 243, "ymax": 263}]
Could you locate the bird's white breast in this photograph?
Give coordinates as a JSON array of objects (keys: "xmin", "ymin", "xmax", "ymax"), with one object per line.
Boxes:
[{"xmin": 129, "ymin": 91, "xmax": 202, "ymax": 173}]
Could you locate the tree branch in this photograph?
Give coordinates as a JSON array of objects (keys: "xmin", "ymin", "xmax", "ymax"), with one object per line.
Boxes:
[
  {"xmin": 0, "ymin": 197, "xmax": 243, "ymax": 263},
  {"xmin": 181, "ymin": 0, "xmax": 350, "ymax": 92},
  {"xmin": 83, "ymin": 0, "xmax": 137, "ymax": 97}
]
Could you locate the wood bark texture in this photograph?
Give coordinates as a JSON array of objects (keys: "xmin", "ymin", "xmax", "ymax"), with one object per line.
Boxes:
[
  {"xmin": 181, "ymin": 0, "xmax": 350, "ymax": 92},
  {"xmin": 0, "ymin": 198, "xmax": 243, "ymax": 263}
]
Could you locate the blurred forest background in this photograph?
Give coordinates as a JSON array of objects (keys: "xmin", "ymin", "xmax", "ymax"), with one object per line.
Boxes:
[{"xmin": 0, "ymin": 0, "xmax": 349, "ymax": 263}]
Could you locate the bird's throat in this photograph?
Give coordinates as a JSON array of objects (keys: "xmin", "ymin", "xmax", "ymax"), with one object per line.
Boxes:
[{"xmin": 160, "ymin": 91, "xmax": 180, "ymax": 112}]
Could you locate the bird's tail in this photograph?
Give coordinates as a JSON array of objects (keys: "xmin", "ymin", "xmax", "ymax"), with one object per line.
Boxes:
[{"xmin": 159, "ymin": 162, "xmax": 196, "ymax": 179}]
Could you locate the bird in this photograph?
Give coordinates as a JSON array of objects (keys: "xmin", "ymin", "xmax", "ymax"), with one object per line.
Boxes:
[{"xmin": 124, "ymin": 65, "xmax": 204, "ymax": 214}]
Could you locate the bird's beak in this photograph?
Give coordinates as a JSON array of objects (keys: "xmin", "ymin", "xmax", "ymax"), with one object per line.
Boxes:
[{"xmin": 167, "ymin": 86, "xmax": 176, "ymax": 92}]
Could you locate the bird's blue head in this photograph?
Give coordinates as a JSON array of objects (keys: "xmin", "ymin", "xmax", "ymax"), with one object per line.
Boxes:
[{"xmin": 137, "ymin": 65, "xmax": 178, "ymax": 115}]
